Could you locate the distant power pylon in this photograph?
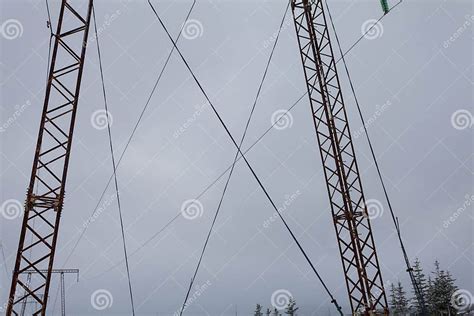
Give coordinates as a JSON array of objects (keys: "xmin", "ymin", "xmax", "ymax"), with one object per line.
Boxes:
[
  {"xmin": 19, "ymin": 269, "xmax": 79, "ymax": 316},
  {"xmin": 5, "ymin": 0, "xmax": 422, "ymax": 314}
]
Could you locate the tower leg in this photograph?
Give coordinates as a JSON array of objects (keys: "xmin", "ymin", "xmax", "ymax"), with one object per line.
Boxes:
[
  {"xmin": 7, "ymin": 1, "xmax": 93, "ymax": 314},
  {"xmin": 290, "ymin": 0, "xmax": 388, "ymax": 313}
]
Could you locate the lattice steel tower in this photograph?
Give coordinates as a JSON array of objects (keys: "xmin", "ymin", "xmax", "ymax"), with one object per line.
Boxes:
[
  {"xmin": 7, "ymin": 1, "xmax": 93, "ymax": 314},
  {"xmin": 291, "ymin": 0, "xmax": 388, "ymax": 314}
]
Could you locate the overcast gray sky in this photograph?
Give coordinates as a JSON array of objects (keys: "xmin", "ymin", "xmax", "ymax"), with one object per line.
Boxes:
[{"xmin": 1, "ymin": 0, "xmax": 473, "ymax": 315}]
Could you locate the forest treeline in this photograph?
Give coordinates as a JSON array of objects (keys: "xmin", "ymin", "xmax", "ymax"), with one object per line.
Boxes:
[{"xmin": 253, "ymin": 259, "xmax": 472, "ymax": 315}]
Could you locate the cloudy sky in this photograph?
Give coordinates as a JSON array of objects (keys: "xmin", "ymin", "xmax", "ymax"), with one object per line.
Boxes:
[{"xmin": 1, "ymin": 0, "xmax": 472, "ymax": 315}]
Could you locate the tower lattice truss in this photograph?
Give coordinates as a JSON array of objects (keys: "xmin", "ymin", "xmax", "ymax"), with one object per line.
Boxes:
[
  {"xmin": 7, "ymin": 1, "xmax": 93, "ymax": 315},
  {"xmin": 291, "ymin": 0, "xmax": 388, "ymax": 313}
]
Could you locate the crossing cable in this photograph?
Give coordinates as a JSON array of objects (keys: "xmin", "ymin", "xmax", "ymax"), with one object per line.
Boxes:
[
  {"xmin": 87, "ymin": 93, "xmax": 307, "ymax": 280},
  {"xmin": 64, "ymin": 0, "xmax": 388, "ymax": 270},
  {"xmin": 45, "ymin": 0, "xmax": 54, "ymax": 83},
  {"xmin": 87, "ymin": 0, "xmax": 399, "ymax": 281},
  {"xmin": 30, "ymin": 0, "xmax": 54, "ymax": 261},
  {"xmin": 148, "ymin": 1, "xmax": 343, "ymax": 314},
  {"xmin": 178, "ymin": 3, "xmax": 290, "ymax": 315},
  {"xmin": 335, "ymin": 0, "xmax": 402, "ymax": 64},
  {"xmin": 25, "ymin": 1, "xmax": 57, "ymax": 312},
  {"xmin": 323, "ymin": 0, "xmax": 427, "ymax": 313},
  {"xmin": 61, "ymin": 0, "xmax": 197, "ymax": 268},
  {"xmin": 30, "ymin": 0, "xmax": 55, "ymax": 263},
  {"xmin": 92, "ymin": 6, "xmax": 136, "ymax": 315}
]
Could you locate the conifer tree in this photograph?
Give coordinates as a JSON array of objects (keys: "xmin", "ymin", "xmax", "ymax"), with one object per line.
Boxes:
[
  {"xmin": 396, "ymin": 281, "xmax": 409, "ymax": 313},
  {"xmin": 254, "ymin": 304, "xmax": 263, "ymax": 316},
  {"xmin": 284, "ymin": 297, "xmax": 299, "ymax": 316},
  {"xmin": 411, "ymin": 258, "xmax": 429, "ymax": 314},
  {"xmin": 390, "ymin": 281, "xmax": 409, "ymax": 315},
  {"xmin": 443, "ymin": 271, "xmax": 458, "ymax": 314},
  {"xmin": 271, "ymin": 307, "xmax": 280, "ymax": 316},
  {"xmin": 427, "ymin": 260, "xmax": 459, "ymax": 314},
  {"xmin": 427, "ymin": 276, "xmax": 436, "ymax": 314},
  {"xmin": 390, "ymin": 283, "xmax": 398, "ymax": 312}
]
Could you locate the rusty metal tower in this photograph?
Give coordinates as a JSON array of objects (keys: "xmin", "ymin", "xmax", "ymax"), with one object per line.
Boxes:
[
  {"xmin": 290, "ymin": 0, "xmax": 388, "ymax": 313},
  {"xmin": 7, "ymin": 1, "xmax": 93, "ymax": 314}
]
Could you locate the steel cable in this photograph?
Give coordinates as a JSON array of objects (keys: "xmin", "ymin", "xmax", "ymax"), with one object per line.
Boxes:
[
  {"xmin": 61, "ymin": 0, "xmax": 197, "ymax": 268},
  {"xmin": 148, "ymin": 1, "xmax": 343, "ymax": 314},
  {"xmin": 178, "ymin": 2, "xmax": 290, "ymax": 315},
  {"xmin": 323, "ymin": 0, "xmax": 426, "ymax": 313},
  {"xmin": 92, "ymin": 5, "xmax": 136, "ymax": 315}
]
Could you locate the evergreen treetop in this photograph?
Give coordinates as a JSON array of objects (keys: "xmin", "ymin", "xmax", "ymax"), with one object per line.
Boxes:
[
  {"xmin": 254, "ymin": 304, "xmax": 263, "ymax": 316},
  {"xmin": 284, "ymin": 297, "xmax": 299, "ymax": 316}
]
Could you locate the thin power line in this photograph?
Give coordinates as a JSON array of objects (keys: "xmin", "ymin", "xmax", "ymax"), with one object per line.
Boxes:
[
  {"xmin": 148, "ymin": 1, "xmax": 342, "ymax": 314},
  {"xmin": 86, "ymin": 92, "xmax": 307, "ymax": 281},
  {"xmin": 323, "ymin": 0, "xmax": 426, "ymax": 312},
  {"xmin": 62, "ymin": 0, "xmax": 197, "ymax": 268},
  {"xmin": 65, "ymin": 0, "xmax": 386, "ymax": 270},
  {"xmin": 92, "ymin": 6, "xmax": 136, "ymax": 315},
  {"xmin": 44, "ymin": 0, "xmax": 54, "ymax": 83},
  {"xmin": 85, "ymin": 0, "xmax": 393, "ymax": 281},
  {"xmin": 178, "ymin": 2, "xmax": 290, "ymax": 315},
  {"xmin": 335, "ymin": 0, "xmax": 403, "ymax": 64},
  {"xmin": 35, "ymin": 1, "xmax": 56, "ymax": 313}
]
